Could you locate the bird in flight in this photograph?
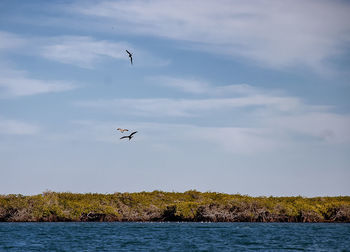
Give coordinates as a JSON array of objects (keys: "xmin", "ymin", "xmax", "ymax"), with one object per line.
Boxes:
[
  {"xmin": 126, "ymin": 50, "xmax": 133, "ymax": 65},
  {"xmin": 120, "ymin": 131, "xmax": 138, "ymax": 141},
  {"xmin": 117, "ymin": 128, "xmax": 129, "ymax": 133}
]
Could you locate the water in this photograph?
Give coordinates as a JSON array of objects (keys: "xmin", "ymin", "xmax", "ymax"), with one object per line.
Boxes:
[{"xmin": 0, "ymin": 223, "xmax": 349, "ymax": 251}]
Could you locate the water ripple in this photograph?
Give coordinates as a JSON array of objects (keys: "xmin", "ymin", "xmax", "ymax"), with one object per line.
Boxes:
[{"xmin": 0, "ymin": 222, "xmax": 349, "ymax": 251}]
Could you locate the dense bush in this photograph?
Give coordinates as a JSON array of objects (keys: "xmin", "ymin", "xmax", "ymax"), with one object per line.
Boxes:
[{"xmin": 0, "ymin": 191, "xmax": 349, "ymax": 222}]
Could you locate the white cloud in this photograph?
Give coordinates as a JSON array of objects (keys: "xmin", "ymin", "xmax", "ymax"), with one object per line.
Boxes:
[
  {"xmin": 76, "ymin": 95, "xmax": 302, "ymax": 117},
  {"xmin": 0, "ymin": 117, "xmax": 40, "ymax": 135},
  {"xmin": 66, "ymin": 120, "xmax": 277, "ymax": 154},
  {"xmin": 76, "ymin": 97, "xmax": 350, "ymax": 146},
  {"xmin": 76, "ymin": 78, "xmax": 303, "ymax": 116},
  {"xmin": 0, "ymin": 68, "xmax": 77, "ymax": 97},
  {"xmin": 150, "ymin": 76, "xmax": 212, "ymax": 94},
  {"xmin": 40, "ymin": 36, "xmax": 129, "ymax": 68},
  {"xmin": 75, "ymin": 76, "xmax": 350, "ymax": 147},
  {"xmin": 69, "ymin": 109, "xmax": 350, "ymax": 156},
  {"xmin": 185, "ymin": 126, "xmax": 280, "ymax": 154},
  {"xmin": 0, "ymin": 31, "xmax": 25, "ymax": 50},
  {"xmin": 40, "ymin": 36, "xmax": 170, "ymax": 68},
  {"xmin": 0, "ymin": 31, "xmax": 169, "ymax": 68},
  {"xmin": 72, "ymin": 0, "xmax": 350, "ymax": 72},
  {"xmin": 267, "ymin": 112, "xmax": 350, "ymax": 144},
  {"xmin": 67, "ymin": 116, "xmax": 350, "ymax": 156},
  {"xmin": 150, "ymin": 76, "xmax": 264, "ymax": 95}
]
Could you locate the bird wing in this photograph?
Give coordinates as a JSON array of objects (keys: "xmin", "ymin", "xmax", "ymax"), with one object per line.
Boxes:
[
  {"xmin": 120, "ymin": 136, "xmax": 128, "ymax": 139},
  {"xmin": 126, "ymin": 50, "xmax": 131, "ymax": 55},
  {"xmin": 130, "ymin": 131, "xmax": 138, "ymax": 137},
  {"xmin": 130, "ymin": 56, "xmax": 133, "ymax": 65}
]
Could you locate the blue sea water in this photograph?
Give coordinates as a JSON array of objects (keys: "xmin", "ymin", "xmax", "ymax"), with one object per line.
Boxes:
[{"xmin": 0, "ymin": 222, "xmax": 349, "ymax": 251}]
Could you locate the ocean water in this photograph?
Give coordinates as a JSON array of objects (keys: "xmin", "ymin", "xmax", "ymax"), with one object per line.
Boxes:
[{"xmin": 0, "ymin": 222, "xmax": 349, "ymax": 251}]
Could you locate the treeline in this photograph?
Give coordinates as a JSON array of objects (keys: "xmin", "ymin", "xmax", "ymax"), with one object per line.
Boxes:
[{"xmin": 0, "ymin": 191, "xmax": 349, "ymax": 222}]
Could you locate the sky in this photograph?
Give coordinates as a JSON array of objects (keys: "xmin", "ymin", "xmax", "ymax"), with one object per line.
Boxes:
[{"xmin": 0, "ymin": 0, "xmax": 350, "ymax": 196}]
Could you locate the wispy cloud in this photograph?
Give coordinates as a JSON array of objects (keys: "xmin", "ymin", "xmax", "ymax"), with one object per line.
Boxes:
[
  {"xmin": 68, "ymin": 114, "xmax": 350, "ymax": 156},
  {"xmin": 71, "ymin": 0, "xmax": 350, "ymax": 72},
  {"xmin": 0, "ymin": 31, "xmax": 169, "ymax": 68},
  {"xmin": 40, "ymin": 36, "xmax": 129, "ymax": 68},
  {"xmin": 66, "ymin": 120, "xmax": 279, "ymax": 154},
  {"xmin": 76, "ymin": 77, "xmax": 305, "ymax": 116},
  {"xmin": 149, "ymin": 76, "xmax": 212, "ymax": 94},
  {"xmin": 76, "ymin": 95, "xmax": 302, "ymax": 117},
  {"xmin": 75, "ymin": 97, "xmax": 350, "ymax": 147},
  {"xmin": 0, "ymin": 31, "xmax": 25, "ymax": 50},
  {"xmin": 40, "ymin": 36, "xmax": 170, "ymax": 68},
  {"xmin": 267, "ymin": 112, "xmax": 350, "ymax": 144},
  {"xmin": 0, "ymin": 68, "xmax": 77, "ymax": 97},
  {"xmin": 150, "ymin": 76, "xmax": 263, "ymax": 95},
  {"xmin": 0, "ymin": 117, "xmax": 40, "ymax": 135},
  {"xmin": 75, "ymin": 76, "xmax": 350, "ymax": 147}
]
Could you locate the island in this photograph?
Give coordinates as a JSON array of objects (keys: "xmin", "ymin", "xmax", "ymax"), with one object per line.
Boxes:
[{"xmin": 1, "ymin": 191, "xmax": 349, "ymax": 222}]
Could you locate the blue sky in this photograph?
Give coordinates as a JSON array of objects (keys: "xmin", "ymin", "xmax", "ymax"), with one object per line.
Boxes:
[{"xmin": 1, "ymin": 0, "xmax": 350, "ymax": 196}]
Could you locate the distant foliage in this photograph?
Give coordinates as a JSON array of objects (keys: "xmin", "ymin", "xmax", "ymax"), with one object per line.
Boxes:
[{"xmin": 0, "ymin": 191, "xmax": 349, "ymax": 222}]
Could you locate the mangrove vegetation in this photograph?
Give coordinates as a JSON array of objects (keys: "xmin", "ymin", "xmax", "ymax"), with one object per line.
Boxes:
[{"xmin": 0, "ymin": 191, "xmax": 349, "ymax": 222}]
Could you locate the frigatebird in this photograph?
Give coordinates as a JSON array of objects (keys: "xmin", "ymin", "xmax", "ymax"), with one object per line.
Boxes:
[
  {"xmin": 117, "ymin": 128, "xmax": 129, "ymax": 133},
  {"xmin": 126, "ymin": 50, "xmax": 133, "ymax": 65},
  {"xmin": 120, "ymin": 131, "xmax": 138, "ymax": 140}
]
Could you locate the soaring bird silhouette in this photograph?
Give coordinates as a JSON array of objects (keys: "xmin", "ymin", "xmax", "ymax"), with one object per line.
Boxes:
[
  {"xmin": 120, "ymin": 131, "xmax": 138, "ymax": 140},
  {"xmin": 117, "ymin": 128, "xmax": 129, "ymax": 133},
  {"xmin": 126, "ymin": 50, "xmax": 133, "ymax": 65}
]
